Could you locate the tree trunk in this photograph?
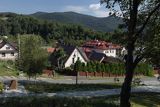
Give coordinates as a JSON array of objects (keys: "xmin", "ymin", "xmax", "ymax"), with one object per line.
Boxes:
[
  {"xmin": 120, "ymin": 66, "xmax": 135, "ymax": 107},
  {"xmin": 120, "ymin": 43, "xmax": 136, "ymax": 107}
]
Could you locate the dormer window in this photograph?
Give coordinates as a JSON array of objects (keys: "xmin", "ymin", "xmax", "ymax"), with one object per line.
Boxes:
[{"xmin": 6, "ymin": 47, "xmax": 10, "ymax": 50}]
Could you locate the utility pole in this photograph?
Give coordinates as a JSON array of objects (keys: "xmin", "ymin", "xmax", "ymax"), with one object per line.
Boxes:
[
  {"xmin": 18, "ymin": 34, "xmax": 21, "ymax": 72},
  {"xmin": 18, "ymin": 34, "xmax": 21, "ymax": 60}
]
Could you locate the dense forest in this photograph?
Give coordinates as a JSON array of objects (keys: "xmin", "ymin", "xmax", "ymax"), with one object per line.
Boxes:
[
  {"xmin": 31, "ymin": 11, "xmax": 123, "ymax": 32},
  {"xmin": 0, "ymin": 13, "xmax": 113, "ymax": 46}
]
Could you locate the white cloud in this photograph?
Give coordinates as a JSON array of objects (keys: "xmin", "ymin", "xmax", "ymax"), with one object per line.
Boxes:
[
  {"xmin": 65, "ymin": 5, "xmax": 87, "ymax": 13},
  {"xmin": 64, "ymin": 4, "xmax": 110, "ymax": 17},
  {"xmin": 89, "ymin": 3, "xmax": 110, "ymax": 17},
  {"xmin": 89, "ymin": 3, "xmax": 101, "ymax": 11},
  {"xmin": 93, "ymin": 10, "xmax": 110, "ymax": 17}
]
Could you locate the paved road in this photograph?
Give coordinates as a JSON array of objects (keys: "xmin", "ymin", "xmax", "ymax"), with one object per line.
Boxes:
[
  {"xmin": 1, "ymin": 86, "xmax": 160, "ymax": 98},
  {"xmin": 0, "ymin": 76, "xmax": 160, "ymax": 98},
  {"xmin": 0, "ymin": 76, "xmax": 160, "ymax": 85}
]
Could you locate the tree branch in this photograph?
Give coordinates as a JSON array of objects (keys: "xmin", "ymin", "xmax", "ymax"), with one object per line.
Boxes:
[{"xmin": 136, "ymin": 3, "xmax": 160, "ymax": 36}]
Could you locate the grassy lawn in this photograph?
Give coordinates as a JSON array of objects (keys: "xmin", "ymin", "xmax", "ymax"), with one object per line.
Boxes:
[
  {"xmin": 0, "ymin": 93, "xmax": 159, "ymax": 107},
  {"xmin": 24, "ymin": 83, "xmax": 122, "ymax": 93},
  {"xmin": 131, "ymin": 92, "xmax": 160, "ymax": 107},
  {"xmin": 0, "ymin": 61, "xmax": 19, "ymax": 76}
]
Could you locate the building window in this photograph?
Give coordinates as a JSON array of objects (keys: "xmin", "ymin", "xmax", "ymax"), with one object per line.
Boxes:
[
  {"xmin": 72, "ymin": 58, "xmax": 74, "ymax": 63},
  {"xmin": 77, "ymin": 57, "xmax": 80, "ymax": 61},
  {"xmin": 72, "ymin": 54, "xmax": 76, "ymax": 63},
  {"xmin": 11, "ymin": 52, "xmax": 14, "ymax": 56},
  {"xmin": 2, "ymin": 53, "xmax": 5, "ymax": 57},
  {"xmin": 6, "ymin": 47, "xmax": 10, "ymax": 50},
  {"xmin": 105, "ymin": 51, "xmax": 108, "ymax": 53}
]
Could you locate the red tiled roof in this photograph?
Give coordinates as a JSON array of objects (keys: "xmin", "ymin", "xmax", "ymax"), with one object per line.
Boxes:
[{"xmin": 82, "ymin": 40, "xmax": 122, "ymax": 50}]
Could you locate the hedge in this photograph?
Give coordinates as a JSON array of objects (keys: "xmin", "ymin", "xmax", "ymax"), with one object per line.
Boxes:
[{"xmin": 74, "ymin": 61, "xmax": 153, "ymax": 76}]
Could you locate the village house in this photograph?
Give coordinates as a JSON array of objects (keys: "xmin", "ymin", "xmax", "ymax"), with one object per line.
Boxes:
[
  {"xmin": 82, "ymin": 40, "xmax": 126, "ymax": 58},
  {"xmin": 50, "ymin": 46, "xmax": 89, "ymax": 68},
  {"xmin": 49, "ymin": 40, "xmax": 125, "ymax": 69},
  {"xmin": 62, "ymin": 46, "xmax": 89, "ymax": 68},
  {"xmin": 0, "ymin": 40, "xmax": 18, "ymax": 60}
]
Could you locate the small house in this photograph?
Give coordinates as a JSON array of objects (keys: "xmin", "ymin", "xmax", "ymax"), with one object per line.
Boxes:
[{"xmin": 0, "ymin": 40, "xmax": 18, "ymax": 60}]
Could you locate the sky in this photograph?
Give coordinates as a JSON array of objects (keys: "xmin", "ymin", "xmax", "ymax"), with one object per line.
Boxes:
[{"xmin": 0, "ymin": 0, "xmax": 110, "ymax": 17}]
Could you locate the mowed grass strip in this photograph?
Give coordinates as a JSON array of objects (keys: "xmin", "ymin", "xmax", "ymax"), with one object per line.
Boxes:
[{"xmin": 24, "ymin": 83, "xmax": 122, "ymax": 93}]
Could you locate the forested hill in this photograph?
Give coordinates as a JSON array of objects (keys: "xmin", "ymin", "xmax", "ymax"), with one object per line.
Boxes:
[
  {"xmin": 31, "ymin": 12, "xmax": 123, "ymax": 32},
  {"xmin": 0, "ymin": 12, "xmax": 113, "ymax": 45}
]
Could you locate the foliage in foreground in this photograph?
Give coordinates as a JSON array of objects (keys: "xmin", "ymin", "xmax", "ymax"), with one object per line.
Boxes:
[
  {"xmin": 0, "ymin": 93, "xmax": 159, "ymax": 107},
  {"xmin": 0, "ymin": 96, "xmax": 118, "ymax": 107}
]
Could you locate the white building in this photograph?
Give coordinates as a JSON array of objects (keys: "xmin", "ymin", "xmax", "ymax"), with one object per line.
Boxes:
[
  {"xmin": 82, "ymin": 40, "xmax": 124, "ymax": 58},
  {"xmin": 63, "ymin": 46, "xmax": 89, "ymax": 68},
  {"xmin": 0, "ymin": 40, "xmax": 18, "ymax": 60}
]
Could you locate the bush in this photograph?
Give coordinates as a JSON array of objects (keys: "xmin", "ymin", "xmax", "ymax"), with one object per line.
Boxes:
[
  {"xmin": 60, "ymin": 61, "xmax": 153, "ymax": 76},
  {"xmin": 0, "ymin": 82, "xmax": 3, "ymax": 93}
]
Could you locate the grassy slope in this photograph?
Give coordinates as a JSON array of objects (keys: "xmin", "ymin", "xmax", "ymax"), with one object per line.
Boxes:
[{"xmin": 0, "ymin": 61, "xmax": 18, "ymax": 76}]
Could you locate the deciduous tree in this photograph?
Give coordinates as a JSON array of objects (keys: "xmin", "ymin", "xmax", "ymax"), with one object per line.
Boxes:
[
  {"xmin": 101, "ymin": 0, "xmax": 160, "ymax": 106},
  {"xmin": 17, "ymin": 35, "xmax": 48, "ymax": 78}
]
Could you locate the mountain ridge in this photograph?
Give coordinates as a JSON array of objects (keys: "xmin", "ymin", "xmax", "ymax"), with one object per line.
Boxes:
[{"xmin": 31, "ymin": 11, "xmax": 123, "ymax": 32}]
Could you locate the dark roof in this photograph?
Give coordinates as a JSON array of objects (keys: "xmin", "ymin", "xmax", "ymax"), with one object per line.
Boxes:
[
  {"xmin": 0, "ymin": 40, "xmax": 6, "ymax": 48},
  {"xmin": 49, "ymin": 45, "xmax": 89, "ymax": 67},
  {"xmin": 50, "ymin": 45, "xmax": 76, "ymax": 65},
  {"xmin": 0, "ymin": 40, "xmax": 17, "ymax": 50},
  {"xmin": 88, "ymin": 51, "xmax": 106, "ymax": 62},
  {"xmin": 88, "ymin": 51, "xmax": 122, "ymax": 63},
  {"xmin": 61, "ymin": 45, "xmax": 76, "ymax": 56},
  {"xmin": 77, "ymin": 47, "xmax": 89, "ymax": 62},
  {"xmin": 102, "ymin": 56, "xmax": 122, "ymax": 63},
  {"xmin": 61, "ymin": 45, "xmax": 89, "ymax": 62}
]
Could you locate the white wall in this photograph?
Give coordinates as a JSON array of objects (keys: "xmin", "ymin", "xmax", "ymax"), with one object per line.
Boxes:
[
  {"xmin": 0, "ymin": 43, "xmax": 18, "ymax": 60},
  {"xmin": 64, "ymin": 49, "xmax": 87, "ymax": 68},
  {"xmin": 0, "ymin": 52, "xmax": 18, "ymax": 60},
  {"xmin": 94, "ymin": 49, "xmax": 117, "ymax": 57},
  {"xmin": 121, "ymin": 47, "xmax": 127, "ymax": 55}
]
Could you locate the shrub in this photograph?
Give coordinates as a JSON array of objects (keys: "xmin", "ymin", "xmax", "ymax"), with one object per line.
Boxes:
[{"xmin": 0, "ymin": 82, "xmax": 3, "ymax": 93}]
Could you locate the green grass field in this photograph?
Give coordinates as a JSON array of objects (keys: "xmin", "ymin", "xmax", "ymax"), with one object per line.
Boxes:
[
  {"xmin": 131, "ymin": 92, "xmax": 160, "ymax": 107},
  {"xmin": 24, "ymin": 83, "xmax": 122, "ymax": 93},
  {"xmin": 0, "ymin": 61, "xmax": 19, "ymax": 76}
]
